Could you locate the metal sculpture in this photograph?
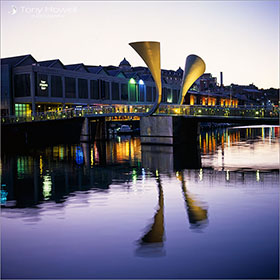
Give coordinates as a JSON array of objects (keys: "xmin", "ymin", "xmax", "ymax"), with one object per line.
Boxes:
[
  {"xmin": 179, "ymin": 55, "xmax": 206, "ymax": 105},
  {"xmin": 129, "ymin": 41, "xmax": 162, "ymax": 115}
]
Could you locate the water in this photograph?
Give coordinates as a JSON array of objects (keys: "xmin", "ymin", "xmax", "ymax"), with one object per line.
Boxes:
[{"xmin": 1, "ymin": 126, "xmax": 279, "ymax": 279}]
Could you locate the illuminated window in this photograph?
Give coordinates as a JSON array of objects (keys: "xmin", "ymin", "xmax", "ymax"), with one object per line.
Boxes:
[
  {"xmin": 138, "ymin": 80, "xmax": 145, "ymax": 102},
  {"xmin": 128, "ymin": 78, "xmax": 137, "ymax": 102},
  {"xmin": 15, "ymin": 103, "xmax": 31, "ymax": 117}
]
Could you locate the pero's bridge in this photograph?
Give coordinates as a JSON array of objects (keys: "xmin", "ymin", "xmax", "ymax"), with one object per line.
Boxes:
[{"xmin": 2, "ymin": 104, "xmax": 279, "ymax": 125}]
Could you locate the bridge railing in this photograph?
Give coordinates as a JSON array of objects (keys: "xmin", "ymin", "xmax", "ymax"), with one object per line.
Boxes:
[
  {"xmin": 155, "ymin": 105, "xmax": 279, "ymax": 119},
  {"xmin": 1, "ymin": 104, "xmax": 279, "ymax": 124}
]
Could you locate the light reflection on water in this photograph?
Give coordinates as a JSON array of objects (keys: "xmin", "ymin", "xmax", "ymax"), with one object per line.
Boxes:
[{"xmin": 1, "ymin": 125, "xmax": 279, "ymax": 279}]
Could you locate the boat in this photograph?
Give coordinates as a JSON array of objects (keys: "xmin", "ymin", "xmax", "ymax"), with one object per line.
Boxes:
[{"xmin": 116, "ymin": 125, "xmax": 133, "ymax": 134}]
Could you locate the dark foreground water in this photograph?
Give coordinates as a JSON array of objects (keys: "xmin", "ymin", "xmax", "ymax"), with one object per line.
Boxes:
[{"xmin": 1, "ymin": 125, "xmax": 279, "ymax": 279}]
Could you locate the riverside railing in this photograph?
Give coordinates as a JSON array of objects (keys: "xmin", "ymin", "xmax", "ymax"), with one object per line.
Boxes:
[{"xmin": 1, "ymin": 105, "xmax": 279, "ymax": 124}]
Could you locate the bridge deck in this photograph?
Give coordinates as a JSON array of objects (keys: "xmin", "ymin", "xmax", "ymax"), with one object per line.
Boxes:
[{"xmin": 2, "ymin": 104, "xmax": 279, "ymax": 125}]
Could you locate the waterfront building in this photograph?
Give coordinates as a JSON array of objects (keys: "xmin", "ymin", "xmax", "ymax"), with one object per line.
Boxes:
[{"xmin": 1, "ymin": 54, "xmax": 256, "ymax": 117}]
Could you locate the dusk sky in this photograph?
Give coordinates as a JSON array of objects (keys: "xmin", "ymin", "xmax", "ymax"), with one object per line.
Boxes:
[{"xmin": 1, "ymin": 1, "xmax": 279, "ymax": 89}]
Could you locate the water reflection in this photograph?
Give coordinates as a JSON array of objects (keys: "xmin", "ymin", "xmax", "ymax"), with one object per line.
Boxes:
[
  {"xmin": 1, "ymin": 126, "xmax": 279, "ymax": 209},
  {"xmin": 1, "ymin": 126, "xmax": 279, "ymax": 278},
  {"xmin": 177, "ymin": 171, "xmax": 208, "ymax": 229},
  {"xmin": 136, "ymin": 174, "xmax": 165, "ymax": 257}
]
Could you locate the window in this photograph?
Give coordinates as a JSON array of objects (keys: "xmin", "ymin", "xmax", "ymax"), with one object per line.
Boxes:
[
  {"xmin": 65, "ymin": 77, "xmax": 76, "ymax": 98},
  {"xmin": 36, "ymin": 73, "xmax": 49, "ymax": 97},
  {"xmin": 112, "ymin": 82, "xmax": 120, "ymax": 100},
  {"xmin": 78, "ymin": 79, "xmax": 88, "ymax": 99},
  {"xmin": 146, "ymin": 86, "xmax": 153, "ymax": 102},
  {"xmin": 152, "ymin": 87, "xmax": 156, "ymax": 102},
  {"xmin": 51, "ymin": 75, "xmax": 63, "ymax": 97},
  {"xmin": 162, "ymin": 88, "xmax": 168, "ymax": 102},
  {"xmin": 14, "ymin": 103, "xmax": 31, "ymax": 117},
  {"xmin": 121, "ymin": 84, "xmax": 128, "ymax": 101},
  {"xmin": 172, "ymin": 89, "xmax": 179, "ymax": 104},
  {"xmin": 139, "ymin": 84, "xmax": 145, "ymax": 102},
  {"xmin": 129, "ymin": 83, "xmax": 137, "ymax": 102},
  {"xmin": 166, "ymin": 88, "xmax": 172, "ymax": 103},
  {"xmin": 90, "ymin": 80, "xmax": 99, "ymax": 99},
  {"xmin": 100, "ymin": 80, "xmax": 109, "ymax": 100},
  {"xmin": 14, "ymin": 74, "xmax": 30, "ymax": 97}
]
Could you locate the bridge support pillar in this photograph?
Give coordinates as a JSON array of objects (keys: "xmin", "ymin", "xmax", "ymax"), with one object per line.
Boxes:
[
  {"xmin": 140, "ymin": 116, "xmax": 200, "ymax": 146},
  {"xmin": 89, "ymin": 117, "xmax": 107, "ymax": 141},
  {"xmin": 140, "ymin": 116, "xmax": 173, "ymax": 145},
  {"xmin": 80, "ymin": 117, "xmax": 90, "ymax": 142},
  {"xmin": 140, "ymin": 116, "xmax": 201, "ymax": 170}
]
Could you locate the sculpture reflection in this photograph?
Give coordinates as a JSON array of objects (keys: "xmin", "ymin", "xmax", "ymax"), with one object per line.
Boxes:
[
  {"xmin": 135, "ymin": 174, "xmax": 165, "ymax": 257},
  {"xmin": 177, "ymin": 171, "xmax": 208, "ymax": 229}
]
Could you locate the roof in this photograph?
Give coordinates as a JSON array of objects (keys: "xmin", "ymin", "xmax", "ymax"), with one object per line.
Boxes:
[
  {"xmin": 243, "ymin": 89, "xmax": 261, "ymax": 93},
  {"xmin": 87, "ymin": 65, "xmax": 108, "ymax": 75},
  {"xmin": 176, "ymin": 67, "xmax": 183, "ymax": 75},
  {"xmin": 119, "ymin": 57, "xmax": 131, "ymax": 67},
  {"xmin": 0, "ymin": 54, "xmax": 36, "ymax": 67},
  {"xmin": 107, "ymin": 69, "xmax": 126, "ymax": 78},
  {"xmin": 65, "ymin": 63, "xmax": 88, "ymax": 72},
  {"xmin": 38, "ymin": 59, "xmax": 64, "ymax": 68}
]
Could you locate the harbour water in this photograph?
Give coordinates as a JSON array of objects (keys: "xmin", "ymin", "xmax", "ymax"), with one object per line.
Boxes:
[{"xmin": 1, "ymin": 125, "xmax": 279, "ymax": 279}]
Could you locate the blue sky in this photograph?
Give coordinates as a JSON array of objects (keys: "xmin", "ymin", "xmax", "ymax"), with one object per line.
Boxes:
[{"xmin": 1, "ymin": 1, "xmax": 279, "ymax": 88}]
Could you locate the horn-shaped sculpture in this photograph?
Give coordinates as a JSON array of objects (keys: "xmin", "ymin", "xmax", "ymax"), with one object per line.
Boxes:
[
  {"xmin": 129, "ymin": 41, "xmax": 162, "ymax": 114},
  {"xmin": 179, "ymin": 55, "xmax": 206, "ymax": 105}
]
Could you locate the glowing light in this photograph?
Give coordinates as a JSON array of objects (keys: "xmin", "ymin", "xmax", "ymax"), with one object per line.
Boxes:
[
  {"xmin": 138, "ymin": 79, "xmax": 144, "ymax": 85},
  {"xmin": 142, "ymin": 168, "xmax": 146, "ymax": 180},
  {"xmin": 43, "ymin": 175, "xmax": 52, "ymax": 199},
  {"xmin": 226, "ymin": 170, "xmax": 230, "ymax": 181},
  {"xmin": 129, "ymin": 78, "xmax": 136, "ymax": 84},
  {"xmin": 39, "ymin": 156, "xmax": 43, "ymax": 176},
  {"xmin": 167, "ymin": 95, "xmax": 172, "ymax": 103},
  {"xmin": 1, "ymin": 189, "xmax": 8, "ymax": 205},
  {"xmin": 155, "ymin": 169, "xmax": 159, "ymax": 177},
  {"xmin": 39, "ymin": 80, "xmax": 48, "ymax": 90},
  {"xmin": 132, "ymin": 169, "xmax": 137, "ymax": 183},
  {"xmin": 199, "ymin": 168, "xmax": 203, "ymax": 181},
  {"xmin": 59, "ymin": 147, "xmax": 64, "ymax": 160},
  {"xmin": 91, "ymin": 146, "xmax": 94, "ymax": 166},
  {"xmin": 75, "ymin": 146, "xmax": 84, "ymax": 165},
  {"xmin": 256, "ymin": 170, "xmax": 260, "ymax": 182}
]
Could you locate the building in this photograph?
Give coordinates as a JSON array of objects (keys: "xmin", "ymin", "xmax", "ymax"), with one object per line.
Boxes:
[
  {"xmin": 1, "ymin": 54, "xmax": 248, "ymax": 118},
  {"xmin": 1, "ymin": 54, "xmax": 184, "ymax": 117}
]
